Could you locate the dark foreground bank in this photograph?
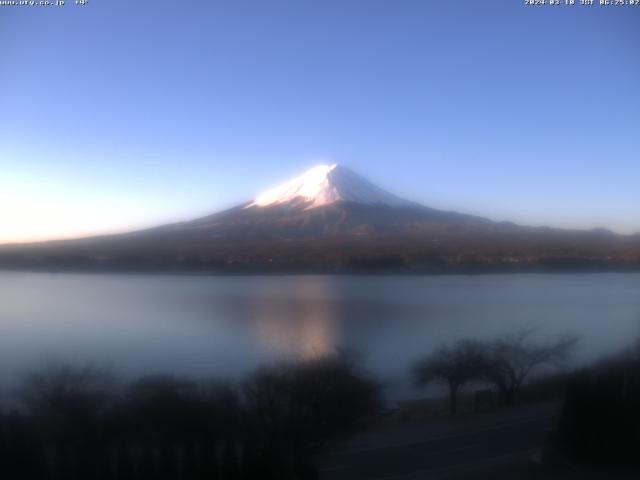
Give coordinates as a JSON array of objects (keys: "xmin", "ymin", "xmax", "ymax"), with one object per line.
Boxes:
[
  {"xmin": 1, "ymin": 344, "xmax": 639, "ymax": 479},
  {"xmin": 0, "ymin": 355, "xmax": 379, "ymax": 480}
]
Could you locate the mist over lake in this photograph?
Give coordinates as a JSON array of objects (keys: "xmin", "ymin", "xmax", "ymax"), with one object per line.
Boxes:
[{"xmin": 1, "ymin": 271, "xmax": 639, "ymax": 401}]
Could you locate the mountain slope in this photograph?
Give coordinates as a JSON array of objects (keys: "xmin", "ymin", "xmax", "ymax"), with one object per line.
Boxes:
[{"xmin": 1, "ymin": 164, "xmax": 639, "ymax": 273}]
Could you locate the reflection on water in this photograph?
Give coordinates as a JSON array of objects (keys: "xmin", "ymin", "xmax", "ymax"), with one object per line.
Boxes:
[
  {"xmin": 1, "ymin": 272, "xmax": 640, "ymax": 400},
  {"xmin": 252, "ymin": 277, "xmax": 337, "ymax": 359},
  {"xmin": 254, "ymin": 310, "xmax": 336, "ymax": 359}
]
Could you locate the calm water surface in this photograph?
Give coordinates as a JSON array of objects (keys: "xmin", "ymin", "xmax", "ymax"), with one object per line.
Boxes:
[{"xmin": 1, "ymin": 272, "xmax": 639, "ymax": 401}]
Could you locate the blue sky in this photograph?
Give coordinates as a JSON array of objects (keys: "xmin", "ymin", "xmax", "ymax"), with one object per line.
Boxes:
[{"xmin": 1, "ymin": 0, "xmax": 639, "ymax": 242}]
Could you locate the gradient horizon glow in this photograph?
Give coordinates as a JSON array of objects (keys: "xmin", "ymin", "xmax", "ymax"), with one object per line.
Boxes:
[{"xmin": 1, "ymin": 0, "xmax": 639, "ymax": 243}]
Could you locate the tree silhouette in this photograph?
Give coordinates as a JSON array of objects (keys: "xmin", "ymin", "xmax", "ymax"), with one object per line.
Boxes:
[
  {"xmin": 413, "ymin": 340, "xmax": 486, "ymax": 415},
  {"xmin": 243, "ymin": 354, "xmax": 380, "ymax": 477},
  {"xmin": 559, "ymin": 340, "xmax": 640, "ymax": 467},
  {"xmin": 17, "ymin": 364, "xmax": 115, "ymax": 479},
  {"xmin": 481, "ymin": 329, "xmax": 578, "ymax": 405}
]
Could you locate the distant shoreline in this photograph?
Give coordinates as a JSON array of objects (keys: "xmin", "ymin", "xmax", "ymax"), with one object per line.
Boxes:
[{"xmin": 2, "ymin": 263, "xmax": 640, "ymax": 277}]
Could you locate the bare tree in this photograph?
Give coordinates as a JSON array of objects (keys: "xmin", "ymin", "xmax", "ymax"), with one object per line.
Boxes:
[
  {"xmin": 413, "ymin": 340, "xmax": 485, "ymax": 416},
  {"xmin": 482, "ymin": 329, "xmax": 579, "ymax": 405},
  {"xmin": 242, "ymin": 354, "xmax": 380, "ymax": 478},
  {"xmin": 17, "ymin": 364, "xmax": 116, "ymax": 479},
  {"xmin": 18, "ymin": 364, "xmax": 115, "ymax": 430}
]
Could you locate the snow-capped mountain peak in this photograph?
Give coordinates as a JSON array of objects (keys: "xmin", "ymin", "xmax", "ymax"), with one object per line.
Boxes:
[{"xmin": 245, "ymin": 164, "xmax": 415, "ymax": 210}]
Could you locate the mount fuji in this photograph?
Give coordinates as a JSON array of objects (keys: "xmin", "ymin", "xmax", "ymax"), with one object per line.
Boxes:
[
  {"xmin": 1, "ymin": 164, "xmax": 639, "ymax": 273},
  {"xmin": 153, "ymin": 163, "xmax": 486, "ymax": 240}
]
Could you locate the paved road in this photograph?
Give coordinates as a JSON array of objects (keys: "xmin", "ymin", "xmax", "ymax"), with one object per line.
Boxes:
[{"xmin": 317, "ymin": 402, "xmax": 559, "ymax": 480}]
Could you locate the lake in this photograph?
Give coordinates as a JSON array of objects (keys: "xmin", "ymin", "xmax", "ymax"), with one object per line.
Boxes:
[{"xmin": 1, "ymin": 271, "xmax": 639, "ymax": 402}]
